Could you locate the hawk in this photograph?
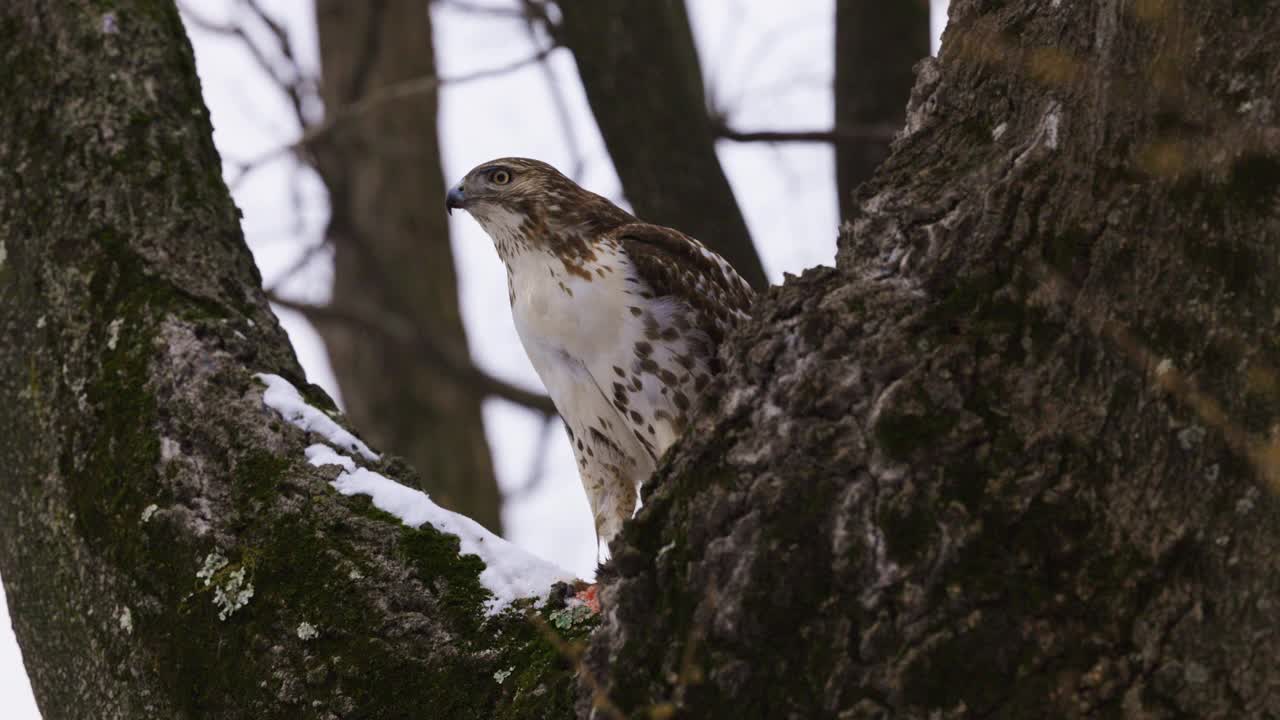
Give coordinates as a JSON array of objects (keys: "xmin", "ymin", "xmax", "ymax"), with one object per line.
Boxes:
[{"xmin": 446, "ymin": 158, "xmax": 754, "ymax": 551}]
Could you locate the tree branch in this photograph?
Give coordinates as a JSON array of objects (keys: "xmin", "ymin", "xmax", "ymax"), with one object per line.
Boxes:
[
  {"xmin": 178, "ymin": 0, "xmax": 313, "ymax": 130},
  {"xmin": 713, "ymin": 123, "xmax": 900, "ymax": 145},
  {"xmin": 228, "ymin": 45, "xmax": 558, "ymax": 187},
  {"xmin": 266, "ymin": 292, "xmax": 557, "ymax": 417}
]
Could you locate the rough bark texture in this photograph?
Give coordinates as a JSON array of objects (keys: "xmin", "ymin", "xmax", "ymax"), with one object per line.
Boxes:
[
  {"xmin": 556, "ymin": 0, "xmax": 769, "ymax": 290},
  {"xmin": 0, "ymin": 2, "xmax": 580, "ymax": 717},
  {"xmin": 309, "ymin": 0, "xmax": 502, "ymax": 533},
  {"xmin": 834, "ymin": 0, "xmax": 930, "ymax": 221},
  {"xmin": 589, "ymin": 0, "xmax": 1280, "ymax": 717}
]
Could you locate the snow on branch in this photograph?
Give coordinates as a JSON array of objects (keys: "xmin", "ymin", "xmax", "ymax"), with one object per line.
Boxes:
[
  {"xmin": 257, "ymin": 373, "xmax": 378, "ymax": 461},
  {"xmin": 257, "ymin": 373, "xmax": 577, "ymax": 614}
]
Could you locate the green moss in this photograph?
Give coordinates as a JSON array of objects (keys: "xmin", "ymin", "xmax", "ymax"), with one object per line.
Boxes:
[
  {"xmin": 153, "ymin": 504, "xmax": 537, "ymax": 719},
  {"xmin": 234, "ymin": 450, "xmax": 292, "ymax": 504},
  {"xmin": 489, "ymin": 606, "xmax": 595, "ymax": 719},
  {"xmin": 62, "ymin": 223, "xmax": 234, "ymax": 554},
  {"xmin": 398, "ymin": 525, "xmax": 490, "ymax": 632}
]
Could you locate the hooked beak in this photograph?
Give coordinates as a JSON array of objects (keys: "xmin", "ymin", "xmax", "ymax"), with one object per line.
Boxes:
[{"xmin": 445, "ymin": 185, "xmax": 466, "ymax": 215}]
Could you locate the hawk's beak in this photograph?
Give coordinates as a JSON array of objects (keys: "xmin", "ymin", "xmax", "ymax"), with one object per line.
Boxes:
[{"xmin": 445, "ymin": 185, "xmax": 466, "ymax": 215}]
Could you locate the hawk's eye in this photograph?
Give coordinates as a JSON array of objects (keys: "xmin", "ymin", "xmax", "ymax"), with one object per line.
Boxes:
[{"xmin": 491, "ymin": 169, "xmax": 512, "ymax": 185}]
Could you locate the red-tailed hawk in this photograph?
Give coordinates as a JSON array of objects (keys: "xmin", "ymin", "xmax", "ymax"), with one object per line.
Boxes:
[{"xmin": 447, "ymin": 158, "xmax": 754, "ymax": 551}]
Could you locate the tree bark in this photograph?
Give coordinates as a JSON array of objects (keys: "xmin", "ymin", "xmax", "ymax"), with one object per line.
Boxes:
[
  {"xmin": 0, "ymin": 2, "xmax": 577, "ymax": 717},
  {"xmin": 834, "ymin": 0, "xmax": 930, "ymax": 221},
  {"xmin": 588, "ymin": 0, "xmax": 1280, "ymax": 717},
  {"xmin": 555, "ymin": 0, "xmax": 769, "ymax": 290},
  {"xmin": 309, "ymin": 0, "xmax": 503, "ymax": 533}
]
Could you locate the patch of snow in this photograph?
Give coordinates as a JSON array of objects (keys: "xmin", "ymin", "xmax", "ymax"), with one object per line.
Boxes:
[
  {"xmin": 493, "ymin": 667, "xmax": 514, "ymax": 684},
  {"xmin": 305, "ymin": 443, "xmax": 356, "ymax": 472},
  {"xmin": 0, "ymin": 239, "xmax": 6, "ymax": 268},
  {"xmin": 992, "ymin": 122, "xmax": 1008, "ymax": 141},
  {"xmin": 296, "ymin": 622, "xmax": 319, "ymax": 640},
  {"xmin": 331, "ymin": 466, "xmax": 576, "ymax": 614},
  {"xmin": 256, "ymin": 373, "xmax": 377, "ymax": 461},
  {"xmin": 140, "ymin": 503, "xmax": 159, "ymax": 523},
  {"xmin": 117, "ymin": 606, "xmax": 133, "ymax": 635},
  {"xmin": 259, "ymin": 376, "xmax": 577, "ymax": 615}
]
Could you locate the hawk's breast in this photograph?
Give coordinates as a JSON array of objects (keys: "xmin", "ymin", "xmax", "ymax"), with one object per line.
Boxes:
[{"xmin": 506, "ymin": 239, "xmax": 716, "ymax": 463}]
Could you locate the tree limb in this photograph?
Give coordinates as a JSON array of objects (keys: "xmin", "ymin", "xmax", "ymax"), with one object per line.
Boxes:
[
  {"xmin": 713, "ymin": 123, "xmax": 900, "ymax": 145},
  {"xmin": 228, "ymin": 45, "xmax": 558, "ymax": 187},
  {"xmin": 267, "ymin": 292, "xmax": 557, "ymax": 417}
]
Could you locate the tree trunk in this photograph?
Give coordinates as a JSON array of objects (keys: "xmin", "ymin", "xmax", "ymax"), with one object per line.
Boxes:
[
  {"xmin": 834, "ymin": 0, "xmax": 930, "ymax": 221},
  {"xmin": 588, "ymin": 0, "xmax": 1280, "ymax": 717},
  {"xmin": 556, "ymin": 0, "xmax": 769, "ymax": 290},
  {"xmin": 0, "ymin": 2, "xmax": 577, "ymax": 716},
  {"xmin": 309, "ymin": 0, "xmax": 502, "ymax": 533}
]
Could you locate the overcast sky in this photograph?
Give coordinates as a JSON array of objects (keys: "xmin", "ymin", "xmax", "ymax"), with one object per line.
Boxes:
[{"xmin": 0, "ymin": 2, "xmax": 948, "ymax": 714}]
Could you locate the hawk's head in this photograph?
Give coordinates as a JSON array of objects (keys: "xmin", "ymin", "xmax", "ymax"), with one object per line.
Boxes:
[{"xmin": 446, "ymin": 157, "xmax": 632, "ymax": 258}]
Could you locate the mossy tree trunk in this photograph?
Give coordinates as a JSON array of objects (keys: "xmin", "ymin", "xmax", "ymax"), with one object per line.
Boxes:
[
  {"xmin": 588, "ymin": 0, "xmax": 1280, "ymax": 717},
  {"xmin": 0, "ymin": 2, "xmax": 577, "ymax": 717},
  {"xmin": 556, "ymin": 0, "xmax": 769, "ymax": 290},
  {"xmin": 307, "ymin": 0, "xmax": 503, "ymax": 533}
]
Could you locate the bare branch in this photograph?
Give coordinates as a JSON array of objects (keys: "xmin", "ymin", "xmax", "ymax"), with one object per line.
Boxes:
[
  {"xmin": 178, "ymin": 1, "xmax": 311, "ymax": 130},
  {"xmin": 435, "ymin": 0, "xmax": 528, "ymax": 20},
  {"xmin": 263, "ymin": 239, "xmax": 332, "ymax": 294},
  {"xmin": 228, "ymin": 45, "xmax": 558, "ymax": 188},
  {"xmin": 267, "ymin": 292, "xmax": 558, "ymax": 417},
  {"xmin": 506, "ymin": 413, "xmax": 559, "ymax": 500},
  {"xmin": 714, "ymin": 123, "xmax": 900, "ymax": 145},
  {"xmin": 519, "ymin": 0, "xmax": 585, "ymax": 179}
]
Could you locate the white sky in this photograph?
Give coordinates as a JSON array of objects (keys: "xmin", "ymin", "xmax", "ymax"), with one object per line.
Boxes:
[{"xmin": 0, "ymin": 2, "xmax": 948, "ymax": 715}]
